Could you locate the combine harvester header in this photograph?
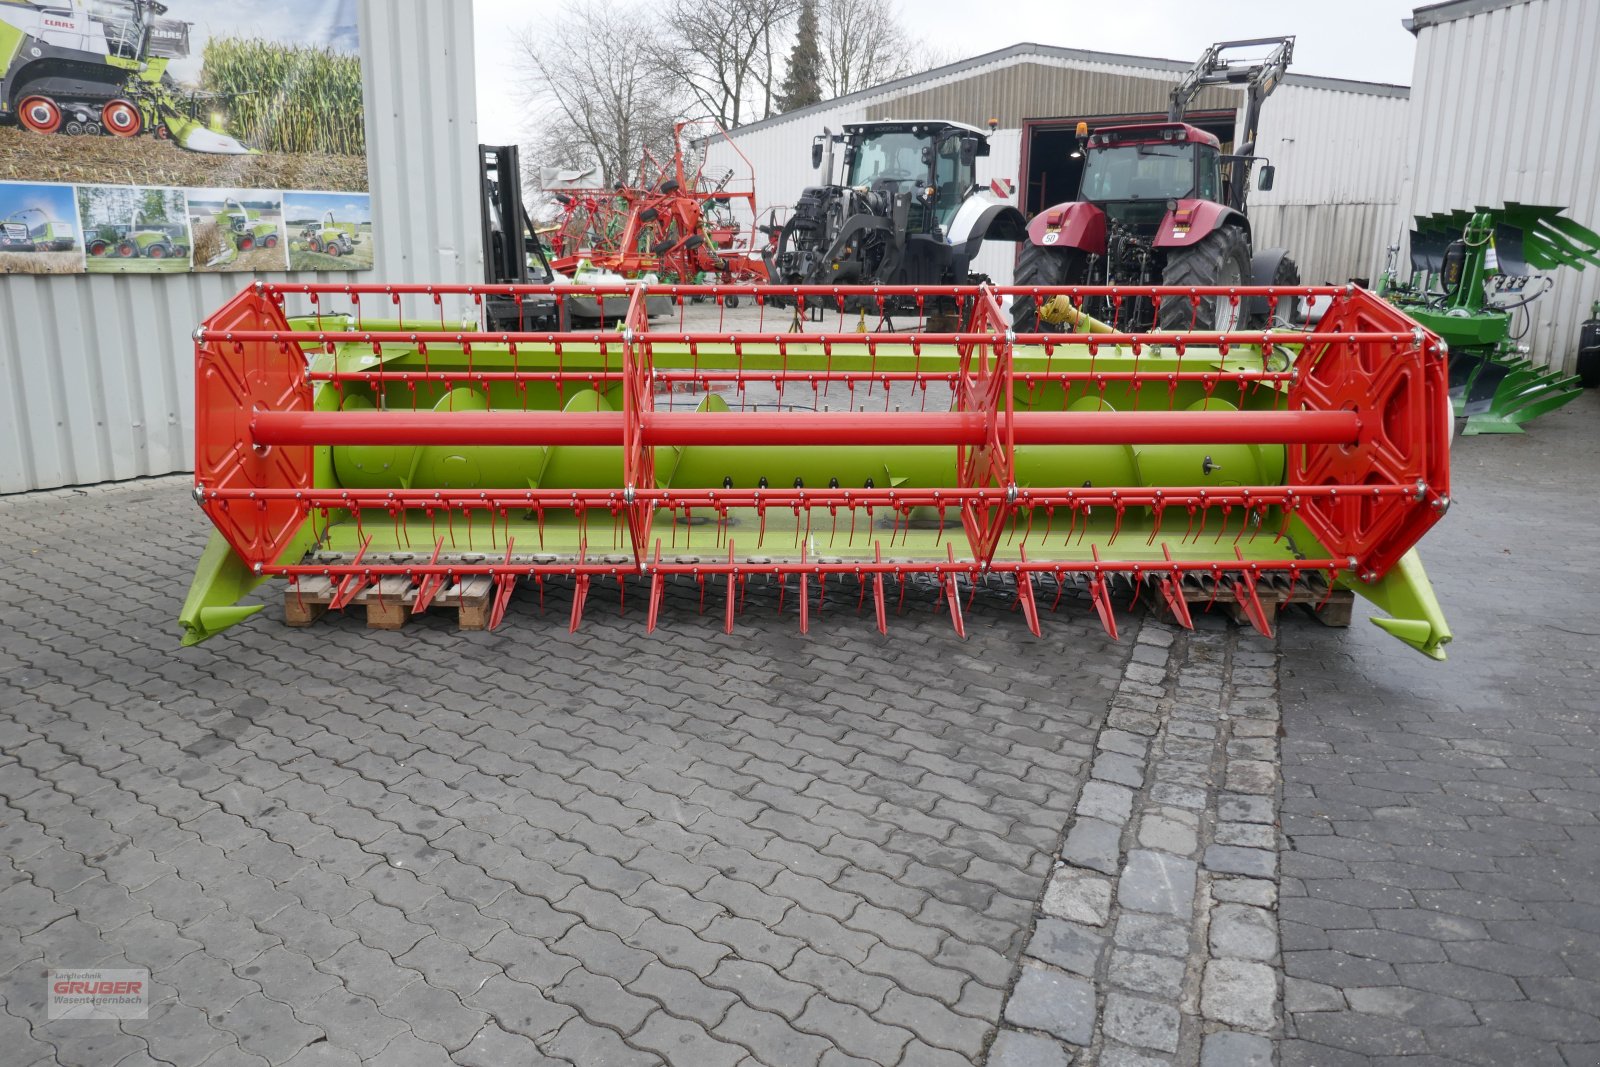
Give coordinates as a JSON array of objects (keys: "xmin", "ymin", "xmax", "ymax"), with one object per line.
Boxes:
[{"xmin": 181, "ymin": 282, "xmax": 1453, "ymax": 658}]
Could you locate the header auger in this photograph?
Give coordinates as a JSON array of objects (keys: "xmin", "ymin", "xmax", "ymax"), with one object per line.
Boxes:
[{"xmin": 180, "ymin": 281, "xmax": 1453, "ymax": 659}]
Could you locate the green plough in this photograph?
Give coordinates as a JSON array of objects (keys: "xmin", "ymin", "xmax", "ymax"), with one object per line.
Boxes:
[{"xmin": 1378, "ymin": 203, "xmax": 1600, "ymax": 434}]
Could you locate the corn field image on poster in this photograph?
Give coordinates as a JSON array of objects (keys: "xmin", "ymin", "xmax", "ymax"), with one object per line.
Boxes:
[{"xmin": 0, "ymin": 0, "xmax": 369, "ymax": 273}]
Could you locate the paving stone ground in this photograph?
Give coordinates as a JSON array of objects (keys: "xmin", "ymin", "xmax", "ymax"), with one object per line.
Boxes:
[
  {"xmin": 4, "ymin": 370, "xmax": 1596, "ymax": 1066},
  {"xmin": 0, "ymin": 475, "xmax": 1125, "ymax": 1066},
  {"xmin": 1278, "ymin": 392, "xmax": 1600, "ymax": 1067}
]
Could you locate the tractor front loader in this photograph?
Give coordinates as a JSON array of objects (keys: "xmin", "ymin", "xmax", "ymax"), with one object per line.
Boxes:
[
  {"xmin": 1017, "ymin": 37, "xmax": 1299, "ymax": 333},
  {"xmin": 178, "ymin": 279, "xmax": 1454, "ymax": 661}
]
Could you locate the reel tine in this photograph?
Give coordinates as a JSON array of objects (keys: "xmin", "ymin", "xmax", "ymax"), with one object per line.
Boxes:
[
  {"xmin": 569, "ymin": 574, "xmax": 591, "ymax": 633},
  {"xmin": 1230, "ymin": 570, "xmax": 1275, "ymax": 638},
  {"xmin": 1016, "ymin": 572, "xmax": 1042, "ymax": 637},
  {"xmin": 944, "ymin": 574, "xmax": 966, "ymax": 638},
  {"xmin": 487, "ymin": 574, "xmax": 516, "ymax": 631},
  {"xmin": 1088, "ymin": 574, "xmax": 1118, "ymax": 641},
  {"xmin": 647, "ymin": 571, "xmax": 666, "ymax": 633}
]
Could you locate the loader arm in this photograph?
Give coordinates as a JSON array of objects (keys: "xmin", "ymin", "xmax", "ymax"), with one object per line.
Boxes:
[{"xmin": 1169, "ymin": 36, "xmax": 1294, "ymax": 211}]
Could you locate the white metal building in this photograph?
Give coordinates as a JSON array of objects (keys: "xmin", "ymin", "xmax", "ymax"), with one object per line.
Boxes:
[
  {"xmin": 1399, "ymin": 0, "xmax": 1600, "ymax": 373},
  {"xmin": 0, "ymin": 0, "xmax": 481, "ymax": 495},
  {"xmin": 702, "ymin": 42, "xmax": 1412, "ymax": 291}
]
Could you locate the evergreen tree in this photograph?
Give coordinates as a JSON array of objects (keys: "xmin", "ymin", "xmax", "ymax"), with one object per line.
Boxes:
[{"xmin": 778, "ymin": 0, "xmax": 822, "ymax": 112}]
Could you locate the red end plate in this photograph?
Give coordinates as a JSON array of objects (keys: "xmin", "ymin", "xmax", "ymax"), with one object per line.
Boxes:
[
  {"xmin": 1288, "ymin": 289, "xmax": 1451, "ymax": 576},
  {"xmin": 195, "ymin": 289, "xmax": 313, "ymax": 569}
]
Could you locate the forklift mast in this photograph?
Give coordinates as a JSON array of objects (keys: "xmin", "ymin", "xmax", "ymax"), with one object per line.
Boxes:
[{"xmin": 478, "ymin": 144, "xmax": 563, "ymax": 329}]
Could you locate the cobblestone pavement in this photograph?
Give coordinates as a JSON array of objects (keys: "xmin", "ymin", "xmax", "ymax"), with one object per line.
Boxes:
[
  {"xmin": 1278, "ymin": 393, "xmax": 1600, "ymax": 1067},
  {"xmin": 992, "ymin": 621, "xmax": 1285, "ymax": 1067},
  {"xmin": 0, "ymin": 478, "xmax": 1126, "ymax": 1066}
]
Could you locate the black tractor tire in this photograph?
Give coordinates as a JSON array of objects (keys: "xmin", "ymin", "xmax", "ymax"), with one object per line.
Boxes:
[
  {"xmin": 1157, "ymin": 226, "xmax": 1252, "ymax": 331},
  {"xmin": 1246, "ymin": 251, "xmax": 1301, "ymax": 328},
  {"xmin": 659, "ymin": 179, "xmax": 680, "ymax": 194},
  {"xmin": 725, "ymin": 294, "xmax": 740, "ymax": 309},
  {"xmin": 1011, "ymin": 242, "xmax": 1087, "ymax": 333},
  {"xmin": 639, "ymin": 207, "xmax": 659, "ymax": 223},
  {"xmin": 650, "ymin": 237, "xmax": 677, "ymax": 255}
]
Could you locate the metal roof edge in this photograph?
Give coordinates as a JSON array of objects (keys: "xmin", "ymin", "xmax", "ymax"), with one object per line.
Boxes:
[
  {"xmin": 709, "ymin": 41, "xmax": 1409, "ymax": 141},
  {"xmin": 1408, "ymin": 0, "xmax": 1538, "ymax": 33}
]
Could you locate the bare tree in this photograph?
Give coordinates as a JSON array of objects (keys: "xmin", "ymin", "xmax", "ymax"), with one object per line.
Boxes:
[
  {"xmin": 817, "ymin": 0, "xmax": 923, "ymax": 98},
  {"xmin": 513, "ymin": 2, "xmax": 684, "ymax": 188},
  {"xmin": 653, "ymin": 0, "xmax": 799, "ymax": 128}
]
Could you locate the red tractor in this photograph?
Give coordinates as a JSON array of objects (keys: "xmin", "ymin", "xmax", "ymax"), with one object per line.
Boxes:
[{"xmin": 1015, "ymin": 37, "xmax": 1299, "ymax": 332}]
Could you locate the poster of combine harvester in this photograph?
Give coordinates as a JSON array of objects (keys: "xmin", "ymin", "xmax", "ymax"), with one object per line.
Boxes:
[{"xmin": 0, "ymin": 0, "xmax": 371, "ymax": 274}]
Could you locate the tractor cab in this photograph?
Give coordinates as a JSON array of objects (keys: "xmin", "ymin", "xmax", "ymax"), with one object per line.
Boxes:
[
  {"xmin": 840, "ymin": 120, "xmax": 989, "ymax": 229},
  {"xmin": 1081, "ymin": 124, "xmax": 1220, "ymax": 205}
]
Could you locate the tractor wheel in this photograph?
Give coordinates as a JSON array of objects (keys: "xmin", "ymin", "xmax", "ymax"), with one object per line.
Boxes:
[
  {"xmin": 65, "ymin": 121, "xmax": 84, "ymax": 136},
  {"xmin": 725, "ymin": 294, "xmax": 740, "ymax": 309},
  {"xmin": 327, "ymin": 243, "xmax": 342, "ymax": 258},
  {"xmin": 117, "ymin": 242, "xmax": 137, "ymax": 258},
  {"xmin": 1011, "ymin": 242, "xmax": 1088, "ymax": 333},
  {"xmin": 659, "ymin": 179, "xmax": 680, "ymax": 194},
  {"xmin": 101, "ymin": 99, "xmax": 142, "ymax": 138},
  {"xmin": 88, "ymin": 240, "xmax": 108, "ymax": 257},
  {"xmin": 147, "ymin": 245, "xmax": 166, "ymax": 259},
  {"xmin": 639, "ymin": 208, "xmax": 659, "ymax": 223},
  {"xmin": 1245, "ymin": 251, "xmax": 1301, "ymax": 328},
  {"xmin": 650, "ymin": 238, "xmax": 677, "ymax": 255},
  {"xmin": 308, "ymin": 237, "xmax": 323, "ymax": 253},
  {"xmin": 18, "ymin": 95, "xmax": 62, "ymax": 134},
  {"xmin": 264, "ymin": 234, "xmax": 278, "ymax": 248},
  {"xmin": 1157, "ymin": 226, "xmax": 1251, "ymax": 331},
  {"xmin": 238, "ymin": 236, "xmax": 254, "ymax": 251}
]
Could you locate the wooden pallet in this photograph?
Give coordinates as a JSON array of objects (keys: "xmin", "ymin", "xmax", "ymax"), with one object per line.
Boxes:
[
  {"xmin": 1151, "ymin": 572, "xmax": 1353, "ymax": 630},
  {"xmin": 284, "ymin": 575, "xmax": 493, "ymax": 631}
]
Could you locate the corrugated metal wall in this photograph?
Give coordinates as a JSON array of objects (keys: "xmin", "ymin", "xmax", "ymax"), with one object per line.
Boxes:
[
  {"xmin": 704, "ymin": 46, "xmax": 1409, "ymax": 291},
  {"xmin": 1400, "ymin": 0, "xmax": 1600, "ymax": 373},
  {"xmin": 0, "ymin": 0, "xmax": 481, "ymax": 494},
  {"xmin": 1249, "ymin": 81, "xmax": 1411, "ymax": 285}
]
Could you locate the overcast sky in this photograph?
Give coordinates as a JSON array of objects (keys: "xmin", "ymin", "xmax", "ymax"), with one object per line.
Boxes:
[{"xmin": 473, "ymin": 0, "xmax": 1422, "ymax": 146}]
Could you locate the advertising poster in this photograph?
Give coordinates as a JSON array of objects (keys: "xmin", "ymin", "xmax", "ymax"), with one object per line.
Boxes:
[{"xmin": 0, "ymin": 0, "xmax": 370, "ymax": 274}]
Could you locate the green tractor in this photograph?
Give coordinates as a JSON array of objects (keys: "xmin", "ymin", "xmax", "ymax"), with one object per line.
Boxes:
[
  {"xmin": 91, "ymin": 209, "xmax": 186, "ymax": 259},
  {"xmin": 218, "ymin": 198, "xmax": 278, "ymax": 251},
  {"xmin": 0, "ymin": 0, "xmax": 251, "ymax": 153},
  {"xmin": 299, "ymin": 210, "xmax": 357, "ymax": 258}
]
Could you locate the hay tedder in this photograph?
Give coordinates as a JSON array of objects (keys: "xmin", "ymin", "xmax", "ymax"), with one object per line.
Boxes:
[
  {"xmin": 179, "ymin": 281, "xmax": 1453, "ymax": 659},
  {"xmin": 548, "ymin": 121, "xmax": 769, "ymax": 289}
]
